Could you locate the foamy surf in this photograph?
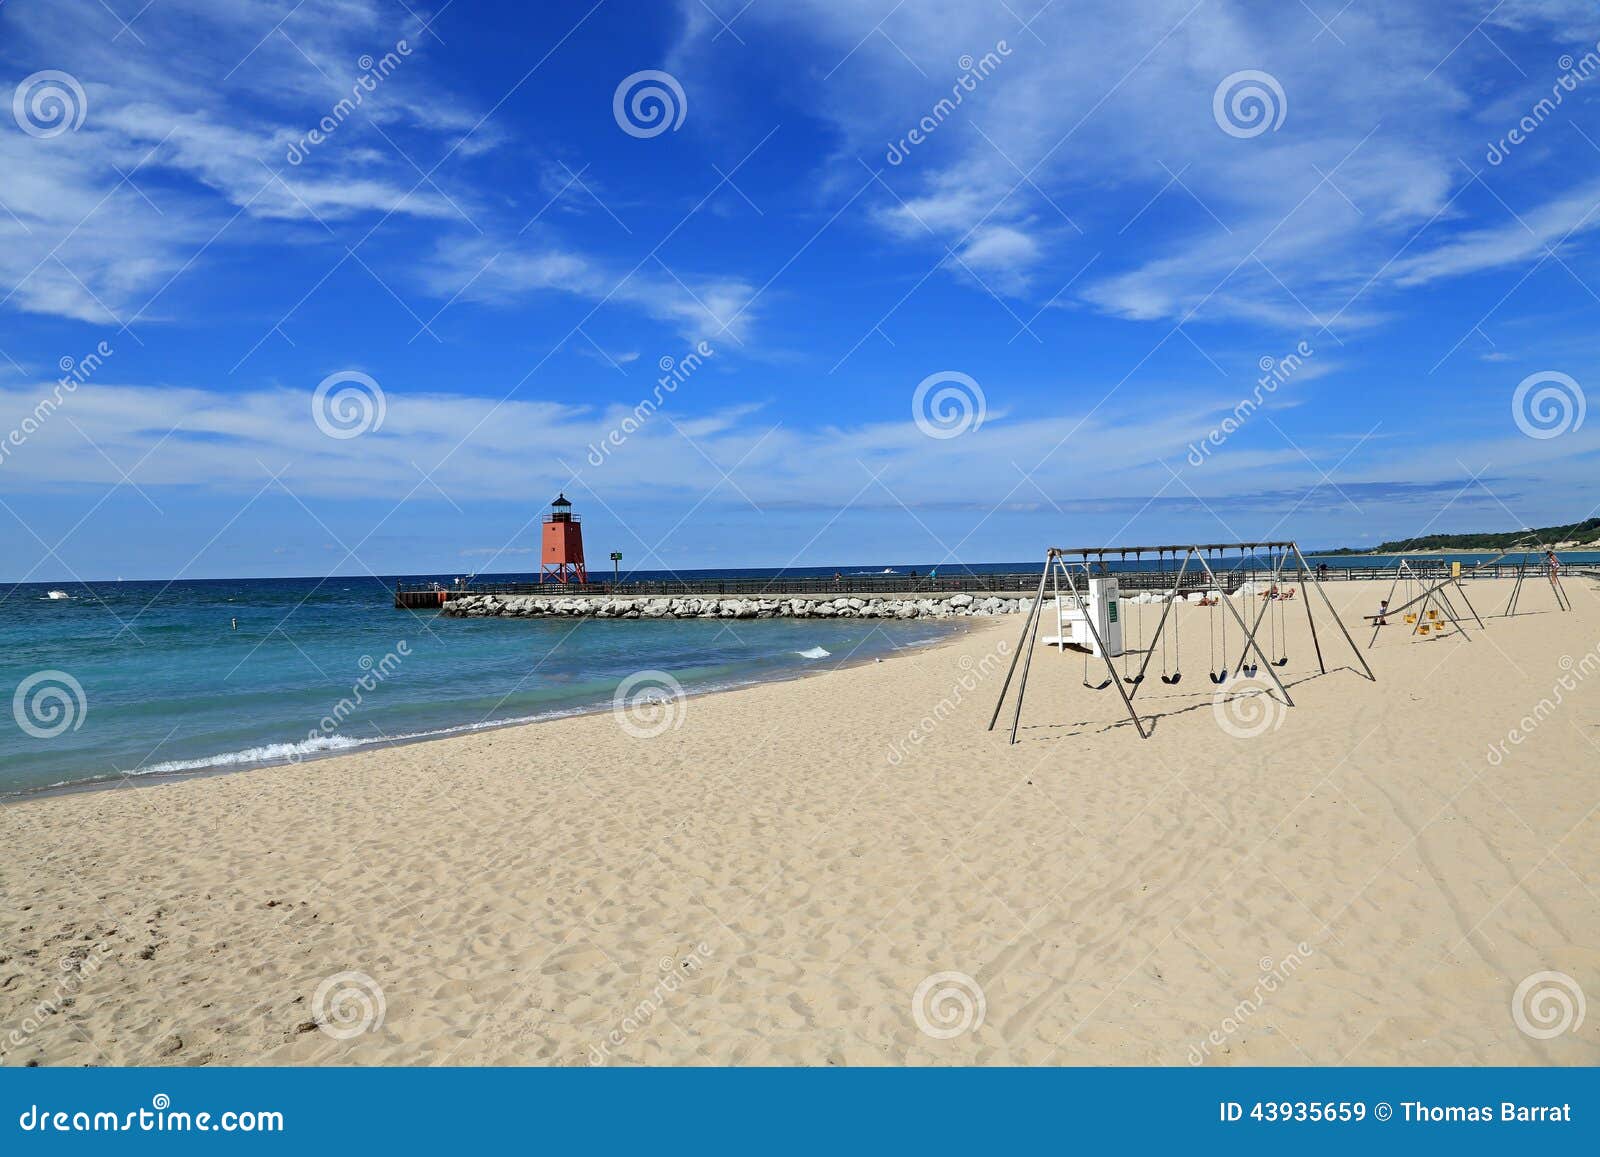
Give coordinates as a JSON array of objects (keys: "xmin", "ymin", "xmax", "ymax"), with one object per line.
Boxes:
[
  {"xmin": 795, "ymin": 646, "xmax": 831, "ymax": 659},
  {"xmin": 118, "ymin": 709, "xmax": 602, "ymax": 780}
]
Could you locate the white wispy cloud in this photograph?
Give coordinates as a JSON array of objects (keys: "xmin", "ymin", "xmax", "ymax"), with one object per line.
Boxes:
[
  {"xmin": 0, "ymin": 0, "xmax": 480, "ymax": 324},
  {"xmin": 1389, "ymin": 175, "xmax": 1600, "ymax": 286},
  {"xmin": 423, "ymin": 234, "xmax": 759, "ymax": 344},
  {"xmin": 4, "ymin": 373, "xmax": 1594, "ymax": 518},
  {"xmin": 674, "ymin": 0, "xmax": 1600, "ymax": 332}
]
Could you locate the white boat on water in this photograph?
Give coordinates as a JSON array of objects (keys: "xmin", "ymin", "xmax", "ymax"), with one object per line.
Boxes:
[{"xmin": 45, "ymin": 590, "xmax": 71, "ymax": 600}]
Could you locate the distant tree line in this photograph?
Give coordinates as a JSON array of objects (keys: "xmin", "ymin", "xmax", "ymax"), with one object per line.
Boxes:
[{"xmin": 1320, "ymin": 517, "xmax": 1600, "ymax": 555}]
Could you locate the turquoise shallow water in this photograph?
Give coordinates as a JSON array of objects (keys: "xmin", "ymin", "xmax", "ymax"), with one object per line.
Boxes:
[
  {"xmin": 6, "ymin": 551, "xmax": 1591, "ymax": 797},
  {"xmin": 0, "ymin": 577, "xmax": 959, "ymax": 797}
]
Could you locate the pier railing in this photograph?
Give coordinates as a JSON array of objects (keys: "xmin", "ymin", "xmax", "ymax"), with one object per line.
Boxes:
[{"xmin": 393, "ymin": 561, "xmax": 1538, "ymax": 607}]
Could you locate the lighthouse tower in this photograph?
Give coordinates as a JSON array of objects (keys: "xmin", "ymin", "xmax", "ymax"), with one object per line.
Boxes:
[{"xmin": 540, "ymin": 493, "xmax": 588, "ymax": 584}]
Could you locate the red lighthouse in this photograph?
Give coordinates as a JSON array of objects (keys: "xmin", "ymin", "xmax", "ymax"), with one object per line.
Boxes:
[{"xmin": 540, "ymin": 493, "xmax": 588, "ymax": 584}]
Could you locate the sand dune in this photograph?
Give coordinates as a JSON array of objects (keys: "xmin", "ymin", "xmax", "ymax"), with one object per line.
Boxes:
[{"xmin": 2, "ymin": 577, "xmax": 1596, "ymax": 1066}]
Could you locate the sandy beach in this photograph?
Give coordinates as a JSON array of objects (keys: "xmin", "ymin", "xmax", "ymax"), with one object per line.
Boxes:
[{"xmin": 2, "ymin": 577, "xmax": 1596, "ymax": 1067}]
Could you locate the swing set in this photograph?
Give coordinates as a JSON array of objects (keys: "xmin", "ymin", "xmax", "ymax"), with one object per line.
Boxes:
[
  {"xmin": 1361, "ymin": 557, "xmax": 1485, "ymax": 646},
  {"xmin": 989, "ymin": 540, "xmax": 1374, "ymax": 743},
  {"xmin": 1500, "ymin": 542, "xmax": 1572, "ymax": 617}
]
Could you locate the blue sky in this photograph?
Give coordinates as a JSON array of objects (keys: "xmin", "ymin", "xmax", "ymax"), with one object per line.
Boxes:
[{"xmin": 1, "ymin": 0, "xmax": 1598, "ymax": 581}]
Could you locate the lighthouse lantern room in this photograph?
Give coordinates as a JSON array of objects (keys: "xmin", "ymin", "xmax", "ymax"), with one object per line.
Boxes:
[{"xmin": 540, "ymin": 493, "xmax": 588, "ymax": 584}]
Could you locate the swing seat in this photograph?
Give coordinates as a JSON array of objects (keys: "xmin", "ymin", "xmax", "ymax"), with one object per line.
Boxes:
[
  {"xmin": 1273, "ymin": 657, "xmax": 1288, "ymax": 667},
  {"xmin": 1418, "ymin": 625, "xmax": 1431, "ymax": 635},
  {"xmin": 1241, "ymin": 662, "xmax": 1259, "ymax": 677},
  {"xmin": 1427, "ymin": 610, "xmax": 1439, "ymax": 620},
  {"xmin": 1086, "ymin": 678, "xmax": 1112, "ymax": 690},
  {"xmin": 1125, "ymin": 674, "xmax": 1144, "ymax": 685},
  {"xmin": 1403, "ymin": 613, "xmax": 1417, "ymax": 624},
  {"xmin": 1209, "ymin": 670, "xmax": 1228, "ymax": 684},
  {"xmin": 1160, "ymin": 673, "xmax": 1182, "ymax": 685}
]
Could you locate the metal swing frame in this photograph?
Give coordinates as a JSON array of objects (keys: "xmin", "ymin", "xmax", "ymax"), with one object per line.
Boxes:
[
  {"xmin": 988, "ymin": 552, "xmax": 1149, "ymax": 741},
  {"xmin": 988, "ymin": 540, "xmax": 1373, "ymax": 744},
  {"xmin": 1504, "ymin": 542, "xmax": 1572, "ymax": 617},
  {"xmin": 1362, "ymin": 574, "xmax": 1484, "ymax": 645},
  {"xmin": 1363, "ymin": 553, "xmax": 1484, "ymax": 646}
]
